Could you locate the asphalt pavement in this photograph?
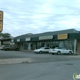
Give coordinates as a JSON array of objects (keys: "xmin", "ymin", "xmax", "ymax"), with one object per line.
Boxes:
[
  {"xmin": 0, "ymin": 50, "xmax": 80, "ymax": 80},
  {"xmin": 0, "ymin": 50, "xmax": 80, "ymax": 65},
  {"xmin": 0, "ymin": 60, "xmax": 80, "ymax": 80}
]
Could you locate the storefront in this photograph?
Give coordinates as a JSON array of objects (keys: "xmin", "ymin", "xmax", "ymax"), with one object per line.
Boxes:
[
  {"xmin": 14, "ymin": 29, "xmax": 80, "ymax": 54},
  {"xmin": 0, "ymin": 38, "xmax": 12, "ymax": 45}
]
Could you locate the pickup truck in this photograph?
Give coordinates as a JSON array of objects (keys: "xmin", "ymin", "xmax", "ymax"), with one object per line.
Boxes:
[{"xmin": 3, "ymin": 45, "xmax": 19, "ymax": 51}]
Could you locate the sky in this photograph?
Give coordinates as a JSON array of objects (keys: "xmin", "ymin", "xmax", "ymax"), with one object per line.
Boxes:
[{"xmin": 0, "ymin": 0, "xmax": 80, "ymax": 37}]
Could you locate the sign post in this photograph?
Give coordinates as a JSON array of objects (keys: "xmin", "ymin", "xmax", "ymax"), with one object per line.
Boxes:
[{"xmin": 0, "ymin": 11, "xmax": 3, "ymax": 32}]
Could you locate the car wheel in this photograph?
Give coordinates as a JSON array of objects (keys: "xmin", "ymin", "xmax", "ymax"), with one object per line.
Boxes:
[
  {"xmin": 69, "ymin": 51, "xmax": 72, "ymax": 55},
  {"xmin": 39, "ymin": 51, "xmax": 42, "ymax": 54},
  {"xmin": 6, "ymin": 48, "xmax": 9, "ymax": 51},
  {"xmin": 35, "ymin": 52, "xmax": 38, "ymax": 54},
  {"xmin": 52, "ymin": 53, "xmax": 54, "ymax": 55},
  {"xmin": 57, "ymin": 51, "xmax": 61, "ymax": 55},
  {"xmin": 15, "ymin": 48, "xmax": 19, "ymax": 51}
]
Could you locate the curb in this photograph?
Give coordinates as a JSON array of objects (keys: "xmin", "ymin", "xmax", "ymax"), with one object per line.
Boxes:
[{"xmin": 20, "ymin": 50, "xmax": 33, "ymax": 53}]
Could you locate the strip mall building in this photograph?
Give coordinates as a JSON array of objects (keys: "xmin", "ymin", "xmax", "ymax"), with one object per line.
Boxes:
[{"xmin": 14, "ymin": 29, "xmax": 80, "ymax": 54}]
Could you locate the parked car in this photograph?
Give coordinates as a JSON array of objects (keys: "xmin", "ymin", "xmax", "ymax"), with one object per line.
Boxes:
[
  {"xmin": 3, "ymin": 45, "xmax": 19, "ymax": 51},
  {"xmin": 49, "ymin": 47, "xmax": 73, "ymax": 55},
  {"xmin": 34, "ymin": 47, "xmax": 50, "ymax": 54},
  {"xmin": 0, "ymin": 45, "xmax": 5, "ymax": 50}
]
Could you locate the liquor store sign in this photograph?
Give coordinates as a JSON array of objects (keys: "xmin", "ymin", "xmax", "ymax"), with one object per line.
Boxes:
[
  {"xmin": 0, "ymin": 11, "xmax": 3, "ymax": 32},
  {"xmin": 58, "ymin": 34, "xmax": 68, "ymax": 39}
]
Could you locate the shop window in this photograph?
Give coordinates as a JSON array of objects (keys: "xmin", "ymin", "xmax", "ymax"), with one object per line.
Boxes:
[
  {"xmin": 23, "ymin": 43, "xmax": 28, "ymax": 50},
  {"xmin": 59, "ymin": 41, "xmax": 64, "ymax": 48},
  {"xmin": 64, "ymin": 40, "xmax": 74, "ymax": 51}
]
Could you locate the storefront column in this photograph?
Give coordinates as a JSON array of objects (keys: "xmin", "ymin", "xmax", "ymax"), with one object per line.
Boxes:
[
  {"xmin": 28, "ymin": 43, "xmax": 31, "ymax": 50},
  {"xmin": 74, "ymin": 39, "xmax": 77, "ymax": 54},
  {"xmin": 44, "ymin": 43, "xmax": 47, "ymax": 47},
  {"xmin": 0, "ymin": 41, "xmax": 1, "ymax": 45},
  {"xmin": 21, "ymin": 44, "xmax": 23, "ymax": 50}
]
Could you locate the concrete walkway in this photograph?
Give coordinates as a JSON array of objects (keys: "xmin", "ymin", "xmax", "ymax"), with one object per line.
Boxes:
[
  {"xmin": 0, "ymin": 58, "xmax": 34, "ymax": 65},
  {"xmin": 0, "ymin": 55, "xmax": 80, "ymax": 65}
]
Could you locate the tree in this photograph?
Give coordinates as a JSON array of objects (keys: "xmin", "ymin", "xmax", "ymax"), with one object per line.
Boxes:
[{"xmin": 0, "ymin": 33, "xmax": 11, "ymax": 38}]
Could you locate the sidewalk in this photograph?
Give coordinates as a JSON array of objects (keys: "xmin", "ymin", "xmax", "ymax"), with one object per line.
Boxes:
[
  {"xmin": 20, "ymin": 49, "xmax": 34, "ymax": 52},
  {"xmin": 0, "ymin": 58, "xmax": 34, "ymax": 65},
  {"xmin": 0, "ymin": 50, "xmax": 34, "ymax": 65}
]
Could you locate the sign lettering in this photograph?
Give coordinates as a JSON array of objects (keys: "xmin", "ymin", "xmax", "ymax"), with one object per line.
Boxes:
[
  {"xmin": 58, "ymin": 34, "xmax": 68, "ymax": 39},
  {"xmin": 0, "ymin": 11, "xmax": 3, "ymax": 32},
  {"xmin": 39, "ymin": 35, "xmax": 53, "ymax": 40}
]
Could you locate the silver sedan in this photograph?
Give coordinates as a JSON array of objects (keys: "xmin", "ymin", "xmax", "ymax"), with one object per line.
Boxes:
[{"xmin": 49, "ymin": 47, "xmax": 73, "ymax": 55}]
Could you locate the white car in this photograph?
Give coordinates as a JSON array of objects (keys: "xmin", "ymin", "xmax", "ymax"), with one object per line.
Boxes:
[
  {"xmin": 0, "ymin": 45, "xmax": 5, "ymax": 50},
  {"xmin": 34, "ymin": 47, "xmax": 50, "ymax": 54},
  {"xmin": 49, "ymin": 47, "xmax": 73, "ymax": 55}
]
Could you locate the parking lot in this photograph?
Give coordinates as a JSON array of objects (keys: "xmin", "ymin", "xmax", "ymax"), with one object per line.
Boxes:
[
  {"xmin": 0, "ymin": 50, "xmax": 80, "ymax": 80},
  {"xmin": 0, "ymin": 50, "xmax": 80, "ymax": 63}
]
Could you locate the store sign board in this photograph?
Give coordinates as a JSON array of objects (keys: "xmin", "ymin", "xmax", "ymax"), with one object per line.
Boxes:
[
  {"xmin": 0, "ymin": 11, "xmax": 3, "ymax": 32},
  {"xmin": 0, "ymin": 11, "xmax": 3, "ymax": 20},
  {"xmin": 17, "ymin": 39, "xmax": 20, "ymax": 42},
  {"xmin": 3, "ymin": 41, "xmax": 10, "ymax": 44},
  {"xmin": 0, "ymin": 21, "xmax": 3, "ymax": 31},
  {"xmin": 58, "ymin": 34, "xmax": 68, "ymax": 39},
  {"xmin": 25, "ymin": 38, "xmax": 30, "ymax": 41},
  {"xmin": 39, "ymin": 35, "xmax": 53, "ymax": 40},
  {"xmin": 11, "ymin": 39, "xmax": 14, "ymax": 42}
]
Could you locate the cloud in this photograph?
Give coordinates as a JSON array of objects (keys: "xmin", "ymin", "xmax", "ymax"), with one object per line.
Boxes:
[{"xmin": 0, "ymin": 0, "xmax": 80, "ymax": 37}]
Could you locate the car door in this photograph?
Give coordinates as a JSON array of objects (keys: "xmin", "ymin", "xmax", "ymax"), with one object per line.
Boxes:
[
  {"xmin": 57, "ymin": 48, "xmax": 64, "ymax": 53},
  {"xmin": 43, "ymin": 47, "xmax": 50, "ymax": 52},
  {"xmin": 10, "ymin": 45, "xmax": 14, "ymax": 50},
  {"xmin": 63, "ymin": 48, "xmax": 68, "ymax": 54},
  {"xmin": 59, "ymin": 48, "xmax": 64, "ymax": 53}
]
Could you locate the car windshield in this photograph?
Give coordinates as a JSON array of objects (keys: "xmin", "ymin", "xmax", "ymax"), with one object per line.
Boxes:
[
  {"xmin": 40, "ymin": 47, "xmax": 45, "ymax": 49},
  {"xmin": 54, "ymin": 47, "xmax": 66, "ymax": 49},
  {"xmin": 4, "ymin": 45, "xmax": 9, "ymax": 47}
]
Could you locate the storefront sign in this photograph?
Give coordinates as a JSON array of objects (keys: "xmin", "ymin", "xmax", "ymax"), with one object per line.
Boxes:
[
  {"xmin": 0, "ymin": 21, "xmax": 3, "ymax": 32},
  {"xmin": 39, "ymin": 35, "xmax": 53, "ymax": 40},
  {"xmin": 3, "ymin": 41, "xmax": 10, "ymax": 44},
  {"xmin": 0, "ymin": 11, "xmax": 3, "ymax": 20},
  {"xmin": 17, "ymin": 39, "xmax": 20, "ymax": 42},
  {"xmin": 11, "ymin": 39, "xmax": 14, "ymax": 42},
  {"xmin": 0, "ymin": 11, "xmax": 3, "ymax": 32},
  {"xmin": 58, "ymin": 34, "xmax": 68, "ymax": 39},
  {"xmin": 25, "ymin": 38, "xmax": 30, "ymax": 41}
]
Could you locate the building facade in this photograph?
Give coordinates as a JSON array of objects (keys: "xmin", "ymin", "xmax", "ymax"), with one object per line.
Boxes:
[{"xmin": 14, "ymin": 29, "xmax": 80, "ymax": 54}]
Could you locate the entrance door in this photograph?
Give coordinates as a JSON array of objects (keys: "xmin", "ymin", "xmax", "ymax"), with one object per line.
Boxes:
[{"xmin": 59, "ymin": 41, "xmax": 64, "ymax": 48}]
